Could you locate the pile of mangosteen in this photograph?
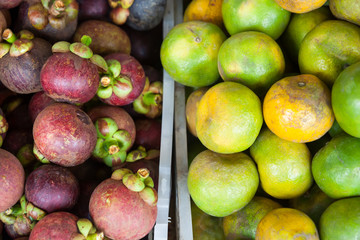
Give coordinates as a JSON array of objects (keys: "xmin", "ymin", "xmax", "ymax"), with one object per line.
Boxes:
[{"xmin": 0, "ymin": 0, "xmax": 166, "ymax": 239}]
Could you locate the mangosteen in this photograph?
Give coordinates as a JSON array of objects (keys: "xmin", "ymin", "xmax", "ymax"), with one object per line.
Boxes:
[
  {"xmin": 1, "ymin": 95, "xmax": 33, "ymax": 131},
  {"xmin": 33, "ymin": 103, "xmax": 97, "ymax": 167},
  {"xmin": 87, "ymin": 105, "xmax": 136, "ymax": 167},
  {"xmin": 28, "ymin": 212, "xmax": 78, "ymax": 240},
  {"xmin": 25, "ymin": 164, "xmax": 79, "ymax": 213},
  {"xmin": 0, "ymin": 149, "xmax": 25, "ymax": 212},
  {"xmin": 126, "ymin": 0, "xmax": 166, "ymax": 31},
  {"xmin": 0, "ymin": 29, "xmax": 52, "ymax": 94},
  {"xmin": 40, "ymin": 35, "xmax": 107, "ymax": 105},
  {"xmin": 0, "ymin": 0, "xmax": 22, "ymax": 9},
  {"xmin": 73, "ymin": 20, "xmax": 131, "ymax": 55},
  {"xmin": 89, "ymin": 168, "xmax": 157, "ymax": 240},
  {"xmin": 124, "ymin": 159, "xmax": 159, "ymax": 190},
  {"xmin": 134, "ymin": 118, "xmax": 161, "ymax": 150},
  {"xmin": 0, "ymin": 9, "xmax": 11, "ymax": 33},
  {"xmin": 78, "ymin": 0, "xmax": 109, "ymax": 21},
  {"xmin": 97, "ymin": 53, "xmax": 146, "ymax": 106},
  {"xmin": 28, "ymin": 91, "xmax": 56, "ymax": 123},
  {"xmin": 16, "ymin": 0, "xmax": 79, "ymax": 42}
]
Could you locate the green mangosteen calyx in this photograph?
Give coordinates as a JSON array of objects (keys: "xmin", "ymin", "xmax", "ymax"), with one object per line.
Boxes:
[
  {"xmin": 111, "ymin": 168, "xmax": 158, "ymax": 206},
  {"xmin": 133, "ymin": 77, "xmax": 163, "ymax": 119},
  {"xmin": 97, "ymin": 59, "xmax": 133, "ymax": 100},
  {"xmin": 17, "ymin": 144, "xmax": 37, "ymax": 168},
  {"xmin": 0, "ymin": 29, "xmax": 35, "ymax": 58},
  {"xmin": 28, "ymin": 0, "xmax": 79, "ymax": 30},
  {"xmin": 52, "ymin": 35, "xmax": 108, "ymax": 72},
  {"xmin": 72, "ymin": 218, "xmax": 104, "ymax": 240},
  {"xmin": 33, "ymin": 144, "xmax": 50, "ymax": 164},
  {"xmin": 0, "ymin": 195, "xmax": 46, "ymax": 236},
  {"xmin": 108, "ymin": 0, "xmax": 134, "ymax": 9}
]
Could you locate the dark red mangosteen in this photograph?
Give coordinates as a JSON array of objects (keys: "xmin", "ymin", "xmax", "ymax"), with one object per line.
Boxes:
[
  {"xmin": 28, "ymin": 91, "xmax": 56, "ymax": 123},
  {"xmin": 89, "ymin": 168, "xmax": 157, "ymax": 240},
  {"xmin": 97, "ymin": 53, "xmax": 146, "ymax": 106},
  {"xmin": 25, "ymin": 164, "xmax": 80, "ymax": 213},
  {"xmin": 0, "ymin": 29, "xmax": 52, "ymax": 94},
  {"xmin": 0, "ymin": 149, "xmax": 25, "ymax": 212},
  {"xmin": 40, "ymin": 35, "xmax": 107, "ymax": 105},
  {"xmin": 134, "ymin": 118, "xmax": 161, "ymax": 150},
  {"xmin": 28, "ymin": 212, "xmax": 78, "ymax": 240},
  {"xmin": 0, "ymin": 0, "xmax": 22, "ymax": 9},
  {"xmin": 33, "ymin": 103, "xmax": 97, "ymax": 167},
  {"xmin": 16, "ymin": 0, "xmax": 79, "ymax": 42},
  {"xmin": 78, "ymin": 0, "xmax": 109, "ymax": 21},
  {"xmin": 87, "ymin": 105, "xmax": 136, "ymax": 167}
]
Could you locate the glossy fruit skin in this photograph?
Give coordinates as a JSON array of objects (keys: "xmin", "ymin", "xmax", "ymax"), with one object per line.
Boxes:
[
  {"xmin": 263, "ymin": 74, "xmax": 334, "ymax": 143},
  {"xmin": 73, "ymin": 20, "xmax": 131, "ymax": 55},
  {"xmin": 78, "ymin": 0, "xmax": 109, "ymax": 21},
  {"xmin": 312, "ymin": 134, "xmax": 360, "ymax": 199},
  {"xmin": 250, "ymin": 128, "xmax": 313, "ymax": 199},
  {"xmin": 160, "ymin": 21, "xmax": 226, "ymax": 87},
  {"xmin": 0, "ymin": 0, "xmax": 22, "ymax": 9},
  {"xmin": 25, "ymin": 164, "xmax": 80, "ymax": 213},
  {"xmin": 184, "ymin": 0, "xmax": 224, "ymax": 29},
  {"xmin": 299, "ymin": 20, "xmax": 360, "ymax": 86},
  {"xmin": 33, "ymin": 103, "xmax": 97, "ymax": 167},
  {"xmin": 87, "ymin": 105, "xmax": 136, "ymax": 151},
  {"xmin": 218, "ymin": 31, "xmax": 285, "ymax": 97},
  {"xmin": 29, "ymin": 212, "xmax": 78, "ymax": 240},
  {"xmin": 100, "ymin": 53, "xmax": 146, "ymax": 106},
  {"xmin": 331, "ymin": 61, "xmax": 360, "ymax": 138},
  {"xmin": 222, "ymin": 0, "xmax": 291, "ymax": 39},
  {"xmin": 274, "ymin": 0, "xmax": 327, "ymax": 13},
  {"xmin": 89, "ymin": 178, "xmax": 157, "ymax": 240},
  {"xmin": 188, "ymin": 150, "xmax": 259, "ymax": 217},
  {"xmin": 134, "ymin": 118, "xmax": 161, "ymax": 150},
  {"xmin": 185, "ymin": 87, "xmax": 208, "ymax": 137},
  {"xmin": 223, "ymin": 196, "xmax": 281, "ymax": 240},
  {"xmin": 0, "ymin": 38, "xmax": 52, "ymax": 94},
  {"xmin": 320, "ymin": 197, "xmax": 360, "ymax": 240},
  {"xmin": 330, "ymin": 0, "xmax": 360, "ymax": 26},
  {"xmin": 255, "ymin": 208, "xmax": 319, "ymax": 239},
  {"xmin": 196, "ymin": 82, "xmax": 263, "ymax": 154},
  {"xmin": 28, "ymin": 91, "xmax": 56, "ymax": 123},
  {"xmin": 41, "ymin": 52, "xmax": 99, "ymax": 105},
  {"xmin": 0, "ymin": 149, "xmax": 25, "ymax": 212}
]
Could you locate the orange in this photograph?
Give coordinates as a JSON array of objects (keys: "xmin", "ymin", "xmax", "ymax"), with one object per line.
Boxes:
[
  {"xmin": 298, "ymin": 20, "xmax": 360, "ymax": 86},
  {"xmin": 331, "ymin": 61, "xmax": 360, "ymax": 138},
  {"xmin": 222, "ymin": 0, "xmax": 291, "ymax": 40},
  {"xmin": 274, "ymin": 0, "xmax": 327, "ymax": 13},
  {"xmin": 196, "ymin": 82, "xmax": 263, "ymax": 154},
  {"xmin": 160, "ymin": 21, "xmax": 226, "ymax": 87},
  {"xmin": 329, "ymin": 0, "xmax": 360, "ymax": 26},
  {"xmin": 187, "ymin": 150, "xmax": 259, "ymax": 217},
  {"xmin": 250, "ymin": 128, "xmax": 313, "ymax": 199},
  {"xmin": 184, "ymin": 0, "xmax": 224, "ymax": 29},
  {"xmin": 255, "ymin": 208, "xmax": 320, "ymax": 239},
  {"xmin": 263, "ymin": 74, "xmax": 334, "ymax": 143},
  {"xmin": 312, "ymin": 134, "xmax": 360, "ymax": 199},
  {"xmin": 320, "ymin": 197, "xmax": 360, "ymax": 240},
  {"xmin": 223, "ymin": 196, "xmax": 281, "ymax": 239},
  {"xmin": 185, "ymin": 87, "xmax": 209, "ymax": 137},
  {"xmin": 217, "ymin": 31, "xmax": 285, "ymax": 97}
]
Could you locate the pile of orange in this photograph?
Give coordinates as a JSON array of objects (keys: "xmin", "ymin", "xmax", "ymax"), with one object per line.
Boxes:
[{"xmin": 161, "ymin": 0, "xmax": 360, "ymax": 239}]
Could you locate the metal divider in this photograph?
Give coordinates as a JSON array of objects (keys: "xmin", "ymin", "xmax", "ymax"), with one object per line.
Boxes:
[{"xmin": 154, "ymin": 0, "xmax": 175, "ymax": 239}]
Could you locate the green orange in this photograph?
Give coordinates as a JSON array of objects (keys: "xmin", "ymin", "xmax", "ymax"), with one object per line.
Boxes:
[
  {"xmin": 188, "ymin": 150, "xmax": 259, "ymax": 217},
  {"xmin": 196, "ymin": 82, "xmax": 263, "ymax": 154},
  {"xmin": 332, "ymin": 61, "xmax": 360, "ymax": 138},
  {"xmin": 312, "ymin": 134, "xmax": 360, "ymax": 199},
  {"xmin": 160, "ymin": 21, "xmax": 226, "ymax": 87}
]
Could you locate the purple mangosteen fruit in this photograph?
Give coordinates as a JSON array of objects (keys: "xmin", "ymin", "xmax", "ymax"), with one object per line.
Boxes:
[
  {"xmin": 87, "ymin": 105, "xmax": 137, "ymax": 167},
  {"xmin": 25, "ymin": 164, "xmax": 80, "ymax": 213},
  {"xmin": 78, "ymin": 0, "xmax": 109, "ymax": 21},
  {"xmin": 73, "ymin": 20, "xmax": 131, "ymax": 56},
  {"xmin": 28, "ymin": 91, "xmax": 56, "ymax": 123},
  {"xmin": 0, "ymin": 149, "xmax": 25, "ymax": 212},
  {"xmin": 97, "ymin": 53, "xmax": 146, "ymax": 106},
  {"xmin": 16, "ymin": 0, "xmax": 79, "ymax": 42},
  {"xmin": 28, "ymin": 212, "xmax": 78, "ymax": 240},
  {"xmin": 0, "ymin": 0, "xmax": 22, "ymax": 9},
  {"xmin": 33, "ymin": 103, "xmax": 97, "ymax": 167},
  {"xmin": 134, "ymin": 118, "xmax": 161, "ymax": 150},
  {"xmin": 0, "ymin": 29, "xmax": 52, "ymax": 94},
  {"xmin": 89, "ymin": 168, "xmax": 157, "ymax": 240},
  {"xmin": 40, "ymin": 35, "xmax": 107, "ymax": 105}
]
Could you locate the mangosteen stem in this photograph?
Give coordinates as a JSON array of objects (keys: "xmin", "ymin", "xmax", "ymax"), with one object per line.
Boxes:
[
  {"xmin": 2, "ymin": 29, "xmax": 17, "ymax": 44},
  {"xmin": 137, "ymin": 168, "xmax": 150, "ymax": 180},
  {"xmin": 108, "ymin": 145, "xmax": 120, "ymax": 155},
  {"xmin": 49, "ymin": 0, "xmax": 66, "ymax": 17},
  {"xmin": 100, "ymin": 76, "xmax": 112, "ymax": 87}
]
